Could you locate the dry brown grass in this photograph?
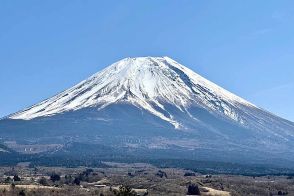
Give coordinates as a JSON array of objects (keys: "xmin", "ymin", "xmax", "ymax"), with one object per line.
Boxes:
[{"xmin": 0, "ymin": 162, "xmax": 293, "ymax": 195}]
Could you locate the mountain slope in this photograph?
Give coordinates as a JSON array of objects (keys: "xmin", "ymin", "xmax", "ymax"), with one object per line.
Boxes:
[{"xmin": 1, "ymin": 57, "xmax": 294, "ymax": 166}]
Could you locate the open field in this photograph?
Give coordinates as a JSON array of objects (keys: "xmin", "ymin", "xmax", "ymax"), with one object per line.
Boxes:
[{"xmin": 0, "ymin": 162, "xmax": 293, "ymax": 195}]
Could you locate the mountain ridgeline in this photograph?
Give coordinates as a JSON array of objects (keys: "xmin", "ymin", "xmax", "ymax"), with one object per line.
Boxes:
[{"xmin": 1, "ymin": 57, "xmax": 294, "ymax": 168}]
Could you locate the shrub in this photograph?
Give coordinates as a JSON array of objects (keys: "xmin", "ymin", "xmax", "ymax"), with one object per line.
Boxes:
[
  {"xmin": 4, "ymin": 177, "xmax": 11, "ymax": 183},
  {"xmin": 278, "ymin": 190, "xmax": 288, "ymax": 195},
  {"xmin": 187, "ymin": 184, "xmax": 200, "ymax": 195},
  {"xmin": 73, "ymin": 177, "xmax": 80, "ymax": 185},
  {"xmin": 156, "ymin": 170, "xmax": 167, "ymax": 178},
  {"xmin": 39, "ymin": 177, "xmax": 48, "ymax": 186},
  {"xmin": 113, "ymin": 185, "xmax": 136, "ymax": 196},
  {"xmin": 13, "ymin": 175, "xmax": 21, "ymax": 181},
  {"xmin": 50, "ymin": 173, "xmax": 61, "ymax": 182},
  {"xmin": 128, "ymin": 172, "xmax": 135, "ymax": 177},
  {"xmin": 64, "ymin": 175, "xmax": 73, "ymax": 184},
  {"xmin": 19, "ymin": 190, "xmax": 26, "ymax": 196},
  {"xmin": 84, "ymin": 168, "xmax": 94, "ymax": 176}
]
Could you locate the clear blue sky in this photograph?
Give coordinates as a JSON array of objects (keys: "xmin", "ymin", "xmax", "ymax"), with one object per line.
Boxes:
[{"xmin": 1, "ymin": 1, "xmax": 293, "ymax": 121}]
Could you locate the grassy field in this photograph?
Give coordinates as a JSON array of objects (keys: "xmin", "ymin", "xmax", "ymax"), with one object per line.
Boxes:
[{"xmin": 0, "ymin": 162, "xmax": 293, "ymax": 195}]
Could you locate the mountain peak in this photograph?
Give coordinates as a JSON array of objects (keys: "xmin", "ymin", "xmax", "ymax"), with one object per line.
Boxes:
[
  {"xmin": 10, "ymin": 57, "xmax": 254, "ymax": 128},
  {"xmin": 105, "ymin": 56, "xmax": 177, "ymax": 73}
]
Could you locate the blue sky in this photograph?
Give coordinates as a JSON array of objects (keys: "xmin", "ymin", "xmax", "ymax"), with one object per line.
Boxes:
[{"xmin": 0, "ymin": 1, "xmax": 293, "ymax": 121}]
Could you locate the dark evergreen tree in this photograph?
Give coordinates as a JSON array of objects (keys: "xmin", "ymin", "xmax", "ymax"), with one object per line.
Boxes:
[
  {"xmin": 13, "ymin": 175, "xmax": 21, "ymax": 181},
  {"xmin": 50, "ymin": 173, "xmax": 60, "ymax": 182},
  {"xmin": 187, "ymin": 184, "xmax": 200, "ymax": 195}
]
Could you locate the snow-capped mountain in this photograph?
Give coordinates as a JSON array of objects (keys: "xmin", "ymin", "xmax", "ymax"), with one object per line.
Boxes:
[
  {"xmin": 10, "ymin": 57, "xmax": 251, "ymax": 124},
  {"xmin": 1, "ymin": 57, "xmax": 294, "ymax": 166},
  {"xmin": 8, "ymin": 57, "xmax": 294, "ymax": 136}
]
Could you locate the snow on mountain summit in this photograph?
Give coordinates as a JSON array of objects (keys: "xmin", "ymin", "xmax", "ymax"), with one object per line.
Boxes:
[{"xmin": 10, "ymin": 57, "xmax": 256, "ymax": 128}]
